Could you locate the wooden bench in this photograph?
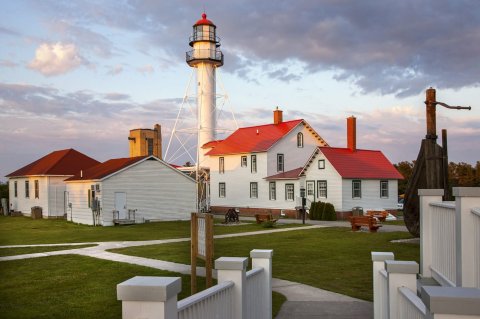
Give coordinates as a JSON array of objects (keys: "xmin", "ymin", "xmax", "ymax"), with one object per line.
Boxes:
[
  {"xmin": 349, "ymin": 216, "xmax": 382, "ymax": 233},
  {"xmin": 366, "ymin": 210, "xmax": 388, "ymax": 222},
  {"xmin": 255, "ymin": 214, "xmax": 278, "ymax": 224}
]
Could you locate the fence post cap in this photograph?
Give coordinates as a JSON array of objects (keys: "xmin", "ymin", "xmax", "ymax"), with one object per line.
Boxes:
[
  {"xmin": 250, "ymin": 249, "xmax": 273, "ymax": 259},
  {"xmin": 452, "ymin": 187, "xmax": 480, "ymax": 197},
  {"xmin": 215, "ymin": 257, "xmax": 248, "ymax": 270},
  {"xmin": 418, "ymin": 189, "xmax": 444, "ymax": 196},
  {"xmin": 371, "ymin": 251, "xmax": 394, "ymax": 262},
  {"xmin": 421, "ymin": 286, "xmax": 480, "ymax": 316},
  {"xmin": 385, "ymin": 260, "xmax": 418, "ymax": 274},
  {"xmin": 117, "ymin": 276, "xmax": 181, "ymax": 301}
]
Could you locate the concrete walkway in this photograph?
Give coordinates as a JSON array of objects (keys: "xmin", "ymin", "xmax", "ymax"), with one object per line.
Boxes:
[{"xmin": 0, "ymin": 223, "xmax": 387, "ymax": 318}]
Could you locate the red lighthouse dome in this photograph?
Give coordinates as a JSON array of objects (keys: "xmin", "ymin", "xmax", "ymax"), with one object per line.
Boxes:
[{"xmin": 194, "ymin": 13, "xmax": 215, "ymax": 27}]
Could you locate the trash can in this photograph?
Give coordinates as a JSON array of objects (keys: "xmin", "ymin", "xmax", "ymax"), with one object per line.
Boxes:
[
  {"xmin": 31, "ymin": 206, "xmax": 43, "ymax": 219},
  {"xmin": 352, "ymin": 206, "xmax": 363, "ymax": 217}
]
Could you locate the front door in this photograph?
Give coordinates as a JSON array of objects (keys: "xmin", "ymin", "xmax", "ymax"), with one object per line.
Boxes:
[
  {"xmin": 306, "ymin": 181, "xmax": 315, "ymax": 204},
  {"xmin": 114, "ymin": 192, "xmax": 127, "ymax": 219}
]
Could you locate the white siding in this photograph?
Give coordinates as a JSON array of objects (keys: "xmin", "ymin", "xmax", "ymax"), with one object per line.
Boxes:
[
  {"xmin": 210, "ymin": 153, "xmax": 300, "ymax": 210},
  {"xmin": 101, "ymin": 159, "xmax": 195, "ymax": 224},
  {"xmin": 267, "ymin": 124, "xmax": 319, "ymax": 177},
  {"xmin": 47, "ymin": 177, "xmax": 67, "ymax": 217},
  {"xmin": 7, "ymin": 176, "xmax": 66, "ymax": 217},
  {"xmin": 341, "ymin": 179, "xmax": 398, "ymax": 211},
  {"xmin": 66, "ymin": 181, "xmax": 96, "ymax": 225},
  {"xmin": 303, "ymin": 153, "xmax": 343, "ymax": 211},
  {"xmin": 67, "ymin": 160, "xmax": 195, "ymax": 226}
]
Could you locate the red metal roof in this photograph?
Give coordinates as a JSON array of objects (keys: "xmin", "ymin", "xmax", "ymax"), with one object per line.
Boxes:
[
  {"xmin": 319, "ymin": 147, "xmax": 403, "ymax": 179},
  {"xmin": 194, "ymin": 13, "xmax": 215, "ymax": 26},
  {"xmin": 201, "ymin": 140, "xmax": 223, "ymax": 149},
  {"xmin": 265, "ymin": 167, "xmax": 303, "ymax": 180},
  {"xmin": 205, "ymin": 119, "xmax": 304, "ymax": 156},
  {"xmin": 6, "ymin": 149, "xmax": 100, "ymax": 177},
  {"xmin": 65, "ymin": 156, "xmax": 147, "ymax": 181}
]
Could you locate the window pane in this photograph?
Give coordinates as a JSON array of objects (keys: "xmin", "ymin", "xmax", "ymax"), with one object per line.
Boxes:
[
  {"xmin": 250, "ymin": 182, "xmax": 258, "ymax": 198},
  {"xmin": 297, "ymin": 133, "xmax": 303, "ymax": 147},
  {"xmin": 317, "ymin": 181, "xmax": 327, "ymax": 198},
  {"xmin": 251, "ymin": 155, "xmax": 257, "ymax": 173},
  {"xmin": 269, "ymin": 182, "xmax": 276, "ymax": 200},
  {"xmin": 318, "ymin": 160, "xmax": 325, "ymax": 169},
  {"xmin": 277, "ymin": 154, "xmax": 284, "ymax": 172},
  {"xmin": 286, "ymin": 184, "xmax": 294, "ymax": 201}
]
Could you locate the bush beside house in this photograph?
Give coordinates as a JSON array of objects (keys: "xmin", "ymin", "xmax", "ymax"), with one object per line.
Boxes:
[{"xmin": 309, "ymin": 201, "xmax": 337, "ymax": 221}]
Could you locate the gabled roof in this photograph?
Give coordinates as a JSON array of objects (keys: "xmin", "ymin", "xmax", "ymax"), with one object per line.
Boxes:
[
  {"xmin": 205, "ymin": 119, "xmax": 328, "ymax": 156},
  {"xmin": 265, "ymin": 167, "xmax": 303, "ymax": 180},
  {"xmin": 65, "ymin": 156, "xmax": 147, "ymax": 181},
  {"xmin": 316, "ymin": 147, "xmax": 403, "ymax": 179},
  {"xmin": 6, "ymin": 149, "xmax": 100, "ymax": 178}
]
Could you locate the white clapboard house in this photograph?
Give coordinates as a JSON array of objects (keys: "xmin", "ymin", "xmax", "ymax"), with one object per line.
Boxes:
[
  {"xmin": 65, "ymin": 155, "xmax": 196, "ymax": 226},
  {"xmin": 6, "ymin": 149, "xmax": 100, "ymax": 218},
  {"xmin": 206, "ymin": 111, "xmax": 402, "ymax": 217}
]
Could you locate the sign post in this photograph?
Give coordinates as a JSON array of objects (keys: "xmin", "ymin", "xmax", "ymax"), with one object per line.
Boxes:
[{"xmin": 191, "ymin": 212, "xmax": 214, "ymax": 294}]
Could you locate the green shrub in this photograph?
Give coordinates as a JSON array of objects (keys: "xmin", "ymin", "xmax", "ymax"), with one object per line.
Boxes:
[
  {"xmin": 323, "ymin": 203, "xmax": 337, "ymax": 221},
  {"xmin": 262, "ymin": 220, "xmax": 276, "ymax": 228}
]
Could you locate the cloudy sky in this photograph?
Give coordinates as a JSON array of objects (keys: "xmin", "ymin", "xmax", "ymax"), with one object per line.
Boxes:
[{"xmin": 1, "ymin": 0, "xmax": 479, "ymax": 181}]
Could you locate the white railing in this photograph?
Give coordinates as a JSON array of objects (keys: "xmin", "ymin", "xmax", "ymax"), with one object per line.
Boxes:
[
  {"xmin": 473, "ymin": 208, "xmax": 480, "ymax": 288},
  {"xmin": 117, "ymin": 249, "xmax": 273, "ymax": 319},
  {"xmin": 372, "ymin": 187, "xmax": 480, "ymax": 319},
  {"xmin": 379, "ymin": 269, "xmax": 389, "ymax": 319},
  {"xmin": 430, "ymin": 202, "xmax": 456, "ymax": 286},
  {"xmin": 246, "ymin": 268, "xmax": 265, "ymax": 319},
  {"xmin": 178, "ymin": 281, "xmax": 234, "ymax": 319},
  {"xmin": 397, "ymin": 287, "xmax": 426, "ymax": 319}
]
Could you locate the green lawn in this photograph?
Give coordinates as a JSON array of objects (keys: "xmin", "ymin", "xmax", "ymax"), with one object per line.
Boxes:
[
  {"xmin": 0, "ymin": 254, "xmax": 285, "ymax": 319},
  {"xmin": 111, "ymin": 227, "xmax": 419, "ymax": 301},
  {"xmin": 0, "ymin": 216, "xmax": 304, "ymax": 245},
  {"xmin": 0, "ymin": 244, "xmax": 96, "ymax": 257}
]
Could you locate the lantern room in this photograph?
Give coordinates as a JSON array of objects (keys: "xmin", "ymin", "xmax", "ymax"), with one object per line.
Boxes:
[{"xmin": 186, "ymin": 13, "xmax": 223, "ymax": 67}]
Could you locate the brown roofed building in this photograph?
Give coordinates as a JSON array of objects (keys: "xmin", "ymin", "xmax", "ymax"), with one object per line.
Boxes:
[{"xmin": 6, "ymin": 149, "xmax": 99, "ymax": 218}]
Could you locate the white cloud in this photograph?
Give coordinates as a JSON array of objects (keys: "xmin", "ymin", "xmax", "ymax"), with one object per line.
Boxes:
[
  {"xmin": 107, "ymin": 64, "xmax": 123, "ymax": 76},
  {"xmin": 137, "ymin": 64, "xmax": 154, "ymax": 75},
  {"xmin": 28, "ymin": 42, "xmax": 83, "ymax": 76}
]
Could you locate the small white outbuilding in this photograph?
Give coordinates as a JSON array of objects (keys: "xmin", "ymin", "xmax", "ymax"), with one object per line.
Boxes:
[{"xmin": 65, "ymin": 155, "xmax": 196, "ymax": 226}]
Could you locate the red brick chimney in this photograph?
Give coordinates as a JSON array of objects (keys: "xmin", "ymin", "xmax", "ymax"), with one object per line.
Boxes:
[
  {"xmin": 273, "ymin": 107, "xmax": 283, "ymax": 125},
  {"xmin": 347, "ymin": 116, "xmax": 356, "ymax": 152}
]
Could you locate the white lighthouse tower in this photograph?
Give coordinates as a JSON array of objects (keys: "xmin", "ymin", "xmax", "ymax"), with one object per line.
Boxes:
[{"xmin": 186, "ymin": 13, "xmax": 224, "ymax": 165}]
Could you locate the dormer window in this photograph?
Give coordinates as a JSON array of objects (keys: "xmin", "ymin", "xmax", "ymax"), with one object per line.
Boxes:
[{"xmin": 297, "ymin": 132, "xmax": 303, "ymax": 148}]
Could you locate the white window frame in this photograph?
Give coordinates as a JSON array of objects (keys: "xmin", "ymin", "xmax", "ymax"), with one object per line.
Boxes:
[
  {"xmin": 269, "ymin": 182, "xmax": 276, "ymax": 200},
  {"xmin": 317, "ymin": 180, "xmax": 327, "ymax": 198},
  {"xmin": 297, "ymin": 132, "xmax": 304, "ymax": 148},
  {"xmin": 318, "ymin": 159, "xmax": 325, "ymax": 169},
  {"xmin": 250, "ymin": 182, "xmax": 258, "ymax": 199},
  {"xmin": 34, "ymin": 180, "xmax": 39, "ymax": 199},
  {"xmin": 241, "ymin": 156, "xmax": 247, "ymax": 167},
  {"xmin": 277, "ymin": 153, "xmax": 284, "ymax": 172},
  {"xmin": 251, "ymin": 155, "xmax": 257, "ymax": 173},
  {"xmin": 352, "ymin": 180, "xmax": 361, "ymax": 199},
  {"xmin": 219, "ymin": 182, "xmax": 226, "ymax": 198},
  {"xmin": 25, "ymin": 180, "xmax": 29, "ymax": 198},
  {"xmin": 380, "ymin": 180, "xmax": 389, "ymax": 198},
  {"xmin": 285, "ymin": 184, "xmax": 294, "ymax": 201},
  {"xmin": 219, "ymin": 157, "xmax": 225, "ymax": 174}
]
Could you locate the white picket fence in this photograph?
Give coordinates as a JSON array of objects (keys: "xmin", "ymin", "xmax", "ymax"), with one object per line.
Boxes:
[
  {"xmin": 372, "ymin": 187, "xmax": 480, "ymax": 319},
  {"xmin": 117, "ymin": 249, "xmax": 273, "ymax": 319}
]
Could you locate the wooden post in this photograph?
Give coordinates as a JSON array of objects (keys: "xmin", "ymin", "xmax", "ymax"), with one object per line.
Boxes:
[
  {"xmin": 425, "ymin": 87, "xmax": 437, "ymax": 140},
  {"xmin": 442, "ymin": 129, "xmax": 450, "ymax": 201},
  {"xmin": 191, "ymin": 212, "xmax": 214, "ymax": 293},
  {"xmin": 205, "ymin": 213, "xmax": 214, "ymax": 288},
  {"xmin": 191, "ymin": 212, "xmax": 198, "ymax": 294}
]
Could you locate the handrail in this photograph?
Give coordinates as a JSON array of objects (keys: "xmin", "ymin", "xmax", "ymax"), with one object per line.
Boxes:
[
  {"xmin": 246, "ymin": 267, "xmax": 263, "ymax": 279},
  {"xmin": 186, "ymin": 49, "xmax": 223, "ymax": 62},
  {"xmin": 177, "ymin": 281, "xmax": 234, "ymax": 311},
  {"xmin": 189, "ymin": 35, "xmax": 221, "ymax": 43},
  {"xmin": 430, "ymin": 201, "xmax": 455, "ymax": 209},
  {"xmin": 472, "ymin": 207, "xmax": 480, "ymax": 217},
  {"xmin": 398, "ymin": 287, "xmax": 427, "ymax": 315}
]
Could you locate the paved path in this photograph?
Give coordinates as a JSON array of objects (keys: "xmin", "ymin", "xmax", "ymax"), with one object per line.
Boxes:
[{"xmin": 0, "ymin": 223, "xmax": 396, "ymax": 318}]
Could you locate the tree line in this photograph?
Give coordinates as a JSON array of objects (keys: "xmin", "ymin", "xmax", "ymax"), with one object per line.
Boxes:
[{"xmin": 395, "ymin": 161, "xmax": 480, "ymax": 195}]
